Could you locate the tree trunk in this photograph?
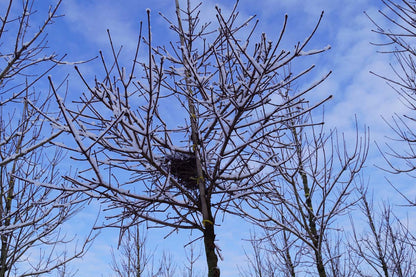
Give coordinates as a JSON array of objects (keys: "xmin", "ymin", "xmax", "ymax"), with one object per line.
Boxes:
[
  {"xmin": 362, "ymin": 196, "xmax": 389, "ymax": 277},
  {"xmin": 174, "ymin": 1, "xmax": 221, "ymax": 275},
  {"xmin": 203, "ymin": 218, "xmax": 219, "ymax": 277},
  {"xmin": 314, "ymin": 250, "xmax": 326, "ymax": 277},
  {"xmin": 293, "ymin": 126, "xmax": 326, "ymax": 277},
  {"xmin": 301, "ymin": 169, "xmax": 326, "ymax": 277},
  {"xmin": 0, "ymin": 132, "xmax": 23, "ymax": 277},
  {"xmin": 0, "ymin": 236, "xmax": 8, "ymax": 277}
]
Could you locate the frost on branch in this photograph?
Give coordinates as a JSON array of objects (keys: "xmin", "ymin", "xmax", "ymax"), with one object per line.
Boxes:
[
  {"xmin": 0, "ymin": 1, "xmax": 94, "ymax": 276},
  {"xmin": 50, "ymin": 0, "xmax": 330, "ymax": 250}
]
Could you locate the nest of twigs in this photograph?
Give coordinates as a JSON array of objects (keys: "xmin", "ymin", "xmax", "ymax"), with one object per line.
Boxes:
[{"xmin": 164, "ymin": 151, "xmax": 201, "ymax": 189}]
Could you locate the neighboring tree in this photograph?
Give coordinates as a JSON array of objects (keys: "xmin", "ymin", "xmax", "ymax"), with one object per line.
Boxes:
[
  {"xmin": 367, "ymin": 0, "xmax": 416, "ymax": 199},
  {"xmin": 182, "ymin": 240, "xmax": 204, "ymax": 277},
  {"xmin": 341, "ymin": 2, "xmax": 416, "ymax": 275},
  {"xmin": 0, "ymin": 1, "xmax": 93, "ymax": 276},
  {"xmin": 241, "ymin": 103, "xmax": 369, "ymax": 276},
  {"xmin": 111, "ymin": 224, "xmax": 156, "ymax": 277},
  {"xmin": 111, "ymin": 223, "xmax": 205, "ymax": 277},
  {"xmin": 49, "ymin": 1, "xmax": 330, "ymax": 276},
  {"xmin": 238, "ymin": 232, "xmax": 284, "ymax": 277},
  {"xmin": 349, "ymin": 189, "xmax": 416, "ymax": 277},
  {"xmin": 239, "ymin": 219, "xmax": 361, "ymax": 277}
]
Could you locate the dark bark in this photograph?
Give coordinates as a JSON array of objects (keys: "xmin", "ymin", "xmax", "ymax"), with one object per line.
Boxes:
[
  {"xmin": 203, "ymin": 219, "xmax": 219, "ymax": 277},
  {"xmin": 294, "ymin": 127, "xmax": 326, "ymax": 277},
  {"xmin": 174, "ymin": 1, "xmax": 220, "ymax": 275},
  {"xmin": 362, "ymin": 196, "xmax": 389, "ymax": 277},
  {"xmin": 282, "ymin": 228, "xmax": 296, "ymax": 277},
  {"xmin": 301, "ymin": 168, "xmax": 326, "ymax": 277}
]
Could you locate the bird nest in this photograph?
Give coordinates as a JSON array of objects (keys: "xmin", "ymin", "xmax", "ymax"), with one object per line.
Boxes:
[{"xmin": 164, "ymin": 151, "xmax": 202, "ymax": 190}]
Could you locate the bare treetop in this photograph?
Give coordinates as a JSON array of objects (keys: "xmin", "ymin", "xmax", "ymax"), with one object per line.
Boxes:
[{"xmin": 50, "ymin": 1, "xmax": 331, "ymax": 275}]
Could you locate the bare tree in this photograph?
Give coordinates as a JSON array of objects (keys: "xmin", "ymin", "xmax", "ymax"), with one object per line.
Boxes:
[
  {"xmin": 322, "ymin": 232, "xmax": 359, "ymax": 277},
  {"xmin": 239, "ymin": 227, "xmax": 361, "ymax": 277},
  {"xmin": 49, "ymin": 1, "xmax": 330, "ymax": 275},
  {"xmin": 111, "ymin": 223, "xmax": 205, "ymax": 277},
  {"xmin": 0, "ymin": 1, "xmax": 93, "ymax": 276},
  {"xmin": 111, "ymin": 224, "xmax": 155, "ymax": 277},
  {"xmin": 349, "ymin": 189, "xmax": 416, "ymax": 277},
  {"xmin": 338, "ymin": 2, "xmax": 416, "ymax": 274},
  {"xmin": 367, "ymin": 0, "xmax": 416, "ymax": 198},
  {"xmin": 238, "ymin": 231, "xmax": 285, "ymax": 277},
  {"xmin": 182, "ymin": 239, "xmax": 204, "ymax": 277},
  {"xmin": 242, "ymin": 104, "xmax": 369, "ymax": 276}
]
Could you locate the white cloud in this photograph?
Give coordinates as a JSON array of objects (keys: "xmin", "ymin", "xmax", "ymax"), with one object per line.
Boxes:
[{"xmin": 62, "ymin": 0, "xmax": 142, "ymax": 50}]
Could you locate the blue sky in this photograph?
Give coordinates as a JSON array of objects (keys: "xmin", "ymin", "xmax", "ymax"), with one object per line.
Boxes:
[{"xmin": 18, "ymin": 0, "xmax": 416, "ymax": 276}]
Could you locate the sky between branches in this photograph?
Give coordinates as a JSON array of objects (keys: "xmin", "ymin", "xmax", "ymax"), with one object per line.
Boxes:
[{"xmin": 20, "ymin": 0, "xmax": 412, "ymax": 276}]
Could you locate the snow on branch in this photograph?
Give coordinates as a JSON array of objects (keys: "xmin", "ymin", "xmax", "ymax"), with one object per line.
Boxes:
[{"xmin": 50, "ymin": 1, "xmax": 331, "ymax": 238}]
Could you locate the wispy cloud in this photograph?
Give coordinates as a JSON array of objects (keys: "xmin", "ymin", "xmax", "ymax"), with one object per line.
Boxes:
[{"xmin": 62, "ymin": 0, "xmax": 142, "ymax": 49}]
